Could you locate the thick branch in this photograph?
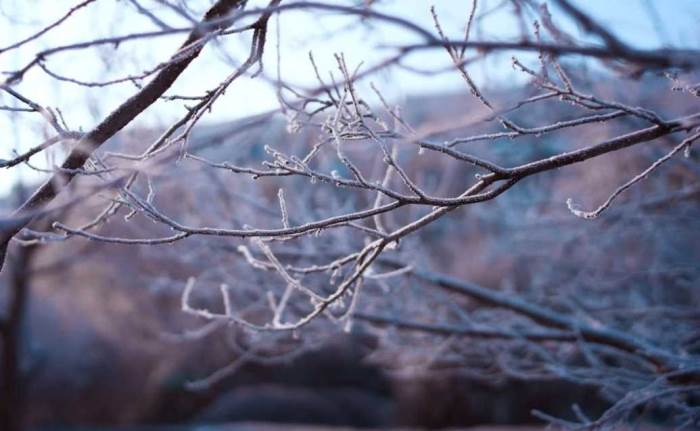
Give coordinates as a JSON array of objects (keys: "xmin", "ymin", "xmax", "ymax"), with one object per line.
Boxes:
[{"xmin": 0, "ymin": 0, "xmax": 247, "ymax": 272}]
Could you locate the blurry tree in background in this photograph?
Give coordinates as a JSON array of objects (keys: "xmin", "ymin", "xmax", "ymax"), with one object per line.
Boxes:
[{"xmin": 1, "ymin": 0, "xmax": 699, "ymax": 430}]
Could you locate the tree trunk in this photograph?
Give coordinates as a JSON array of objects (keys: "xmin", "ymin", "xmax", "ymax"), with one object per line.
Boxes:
[{"xmin": 0, "ymin": 187, "xmax": 36, "ymax": 431}]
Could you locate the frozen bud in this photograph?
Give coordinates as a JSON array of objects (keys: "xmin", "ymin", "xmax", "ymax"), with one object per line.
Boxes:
[
  {"xmin": 343, "ymin": 318, "xmax": 354, "ymax": 333},
  {"xmin": 286, "ymin": 117, "xmax": 302, "ymax": 134}
]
